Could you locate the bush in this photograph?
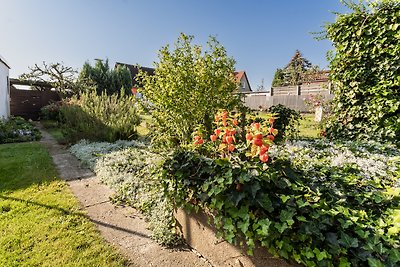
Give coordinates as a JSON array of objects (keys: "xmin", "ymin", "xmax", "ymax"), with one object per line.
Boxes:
[
  {"xmin": 266, "ymin": 104, "xmax": 301, "ymax": 141},
  {"xmin": 325, "ymin": 1, "xmax": 400, "ymax": 143},
  {"xmin": 59, "ymin": 90, "xmax": 141, "ymax": 143},
  {"xmin": 0, "ymin": 117, "xmax": 41, "ymax": 143},
  {"xmin": 138, "ymin": 33, "xmax": 243, "ymax": 148},
  {"xmin": 163, "ymin": 139, "xmax": 400, "ymax": 266},
  {"xmin": 40, "ymin": 101, "xmax": 63, "ymax": 121}
]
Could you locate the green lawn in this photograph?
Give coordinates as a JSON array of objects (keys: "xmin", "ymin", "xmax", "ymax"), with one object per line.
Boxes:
[
  {"xmin": 298, "ymin": 113, "xmax": 320, "ymax": 138},
  {"xmin": 0, "ymin": 142, "xmax": 129, "ymax": 267}
]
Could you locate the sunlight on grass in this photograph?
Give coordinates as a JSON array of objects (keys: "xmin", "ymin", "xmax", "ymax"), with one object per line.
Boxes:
[
  {"xmin": 299, "ymin": 114, "xmax": 320, "ymax": 138},
  {"xmin": 0, "ymin": 142, "xmax": 129, "ymax": 266}
]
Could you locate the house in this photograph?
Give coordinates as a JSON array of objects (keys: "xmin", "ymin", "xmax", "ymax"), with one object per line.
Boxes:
[
  {"xmin": 115, "ymin": 62, "xmax": 155, "ymax": 90},
  {"xmin": 0, "ymin": 55, "xmax": 11, "ymax": 119},
  {"xmin": 234, "ymin": 71, "xmax": 252, "ymax": 92}
]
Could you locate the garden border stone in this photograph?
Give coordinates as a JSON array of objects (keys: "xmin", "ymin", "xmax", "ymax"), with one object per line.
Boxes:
[{"xmin": 175, "ymin": 209, "xmax": 297, "ymax": 267}]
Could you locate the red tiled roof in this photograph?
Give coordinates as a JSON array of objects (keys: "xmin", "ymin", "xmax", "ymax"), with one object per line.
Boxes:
[{"xmin": 234, "ymin": 71, "xmax": 245, "ymax": 83}]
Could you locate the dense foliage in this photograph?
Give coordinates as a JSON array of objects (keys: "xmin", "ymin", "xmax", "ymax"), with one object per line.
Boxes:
[
  {"xmin": 272, "ymin": 50, "xmax": 320, "ymax": 87},
  {"xmin": 266, "ymin": 104, "xmax": 301, "ymax": 141},
  {"xmin": 79, "ymin": 59, "xmax": 132, "ymax": 95},
  {"xmin": 163, "ymin": 139, "xmax": 400, "ymax": 266},
  {"xmin": 59, "ymin": 90, "xmax": 140, "ymax": 143},
  {"xmin": 137, "ymin": 33, "xmax": 243, "ymax": 148},
  {"xmin": 40, "ymin": 101, "xmax": 63, "ymax": 121},
  {"xmin": 0, "ymin": 117, "xmax": 41, "ymax": 143},
  {"xmin": 325, "ymin": 0, "xmax": 400, "ymax": 143}
]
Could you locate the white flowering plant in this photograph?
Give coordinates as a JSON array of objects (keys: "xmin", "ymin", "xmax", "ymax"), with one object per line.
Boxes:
[{"xmin": 70, "ymin": 140, "xmax": 182, "ymax": 246}]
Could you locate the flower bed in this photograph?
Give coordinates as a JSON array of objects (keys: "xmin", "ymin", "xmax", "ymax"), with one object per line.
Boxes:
[
  {"xmin": 0, "ymin": 116, "xmax": 41, "ymax": 143},
  {"xmin": 162, "ymin": 138, "xmax": 399, "ymax": 266},
  {"xmin": 69, "ymin": 120, "xmax": 400, "ymax": 266}
]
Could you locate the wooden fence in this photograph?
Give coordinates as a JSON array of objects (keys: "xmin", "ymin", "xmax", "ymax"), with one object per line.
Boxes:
[
  {"xmin": 10, "ymin": 86, "xmax": 61, "ymax": 120},
  {"xmin": 243, "ymin": 82, "xmax": 333, "ymax": 112}
]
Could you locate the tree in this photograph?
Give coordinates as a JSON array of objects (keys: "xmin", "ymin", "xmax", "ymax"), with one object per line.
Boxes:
[
  {"xmin": 272, "ymin": 50, "xmax": 317, "ymax": 86},
  {"xmin": 79, "ymin": 59, "xmax": 132, "ymax": 95},
  {"xmin": 137, "ymin": 33, "xmax": 243, "ymax": 147},
  {"xmin": 20, "ymin": 62, "xmax": 80, "ymax": 96},
  {"xmin": 284, "ymin": 50, "xmax": 312, "ymax": 85},
  {"xmin": 271, "ymin": 68, "xmax": 285, "ymax": 87}
]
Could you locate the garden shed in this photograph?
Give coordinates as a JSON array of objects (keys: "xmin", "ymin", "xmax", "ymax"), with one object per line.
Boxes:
[{"xmin": 0, "ymin": 54, "xmax": 11, "ymax": 119}]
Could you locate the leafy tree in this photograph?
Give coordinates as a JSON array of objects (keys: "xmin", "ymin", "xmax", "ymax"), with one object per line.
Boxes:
[
  {"xmin": 325, "ymin": 0, "xmax": 400, "ymax": 143},
  {"xmin": 79, "ymin": 59, "xmax": 132, "ymax": 95},
  {"xmin": 20, "ymin": 62, "xmax": 80, "ymax": 96},
  {"xmin": 137, "ymin": 33, "xmax": 243, "ymax": 147},
  {"xmin": 271, "ymin": 68, "xmax": 285, "ymax": 87}
]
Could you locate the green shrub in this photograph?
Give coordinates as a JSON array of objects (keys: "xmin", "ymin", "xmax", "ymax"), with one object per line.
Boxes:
[
  {"xmin": 40, "ymin": 101, "xmax": 63, "ymax": 121},
  {"xmin": 59, "ymin": 90, "xmax": 141, "ymax": 143},
  {"xmin": 138, "ymin": 33, "xmax": 243, "ymax": 148},
  {"xmin": 0, "ymin": 117, "xmax": 41, "ymax": 143},
  {"xmin": 325, "ymin": 1, "xmax": 400, "ymax": 143},
  {"xmin": 162, "ymin": 140, "xmax": 400, "ymax": 266},
  {"xmin": 266, "ymin": 104, "xmax": 301, "ymax": 141}
]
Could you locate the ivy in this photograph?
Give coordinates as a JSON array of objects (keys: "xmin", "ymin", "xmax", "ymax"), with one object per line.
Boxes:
[
  {"xmin": 325, "ymin": 0, "xmax": 400, "ymax": 144},
  {"xmin": 162, "ymin": 139, "xmax": 400, "ymax": 266}
]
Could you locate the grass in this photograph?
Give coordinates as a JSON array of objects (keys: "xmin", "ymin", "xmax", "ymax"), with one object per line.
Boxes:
[
  {"xmin": 0, "ymin": 142, "xmax": 129, "ymax": 266},
  {"xmin": 41, "ymin": 120, "xmax": 67, "ymax": 144},
  {"xmin": 298, "ymin": 113, "xmax": 320, "ymax": 138},
  {"xmin": 255, "ymin": 112, "xmax": 320, "ymax": 139}
]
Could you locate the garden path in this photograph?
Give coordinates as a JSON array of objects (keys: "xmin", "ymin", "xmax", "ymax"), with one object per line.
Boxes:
[{"xmin": 35, "ymin": 123, "xmax": 212, "ymax": 267}]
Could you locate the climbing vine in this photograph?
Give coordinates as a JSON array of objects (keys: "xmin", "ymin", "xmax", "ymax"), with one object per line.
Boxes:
[{"xmin": 325, "ymin": 0, "xmax": 400, "ymax": 143}]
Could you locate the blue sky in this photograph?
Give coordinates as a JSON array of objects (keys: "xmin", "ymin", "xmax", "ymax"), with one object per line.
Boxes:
[{"xmin": 0, "ymin": 0, "xmax": 349, "ymax": 90}]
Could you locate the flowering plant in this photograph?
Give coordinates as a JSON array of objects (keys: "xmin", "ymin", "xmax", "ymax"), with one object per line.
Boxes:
[{"xmin": 192, "ymin": 110, "xmax": 277, "ymax": 163}]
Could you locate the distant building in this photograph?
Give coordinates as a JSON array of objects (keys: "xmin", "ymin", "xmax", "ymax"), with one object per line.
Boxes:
[
  {"xmin": 115, "ymin": 62, "xmax": 155, "ymax": 88},
  {"xmin": 0, "ymin": 55, "xmax": 11, "ymax": 119},
  {"xmin": 234, "ymin": 71, "xmax": 252, "ymax": 92}
]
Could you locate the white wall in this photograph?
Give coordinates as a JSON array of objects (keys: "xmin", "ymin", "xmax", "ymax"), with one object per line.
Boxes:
[{"xmin": 0, "ymin": 60, "xmax": 10, "ymax": 119}]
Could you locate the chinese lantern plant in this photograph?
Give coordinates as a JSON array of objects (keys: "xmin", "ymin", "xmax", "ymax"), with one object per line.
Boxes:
[{"xmin": 192, "ymin": 110, "xmax": 277, "ymax": 163}]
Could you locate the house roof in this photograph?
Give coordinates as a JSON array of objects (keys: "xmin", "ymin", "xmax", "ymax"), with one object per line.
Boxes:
[
  {"xmin": 234, "ymin": 70, "xmax": 252, "ymax": 91},
  {"xmin": 0, "ymin": 54, "xmax": 10, "ymax": 69},
  {"xmin": 115, "ymin": 62, "xmax": 155, "ymax": 86}
]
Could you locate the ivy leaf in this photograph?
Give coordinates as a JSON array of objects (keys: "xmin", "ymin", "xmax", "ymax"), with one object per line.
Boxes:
[
  {"xmin": 237, "ymin": 220, "xmax": 250, "ymax": 234},
  {"xmin": 256, "ymin": 194, "xmax": 274, "ymax": 212},
  {"xmin": 280, "ymin": 209, "xmax": 295, "ymax": 226},
  {"xmin": 339, "ymin": 232, "xmax": 359, "ymax": 248},
  {"xmin": 236, "ymin": 205, "xmax": 249, "ymax": 220},
  {"xmin": 230, "ymin": 191, "xmax": 246, "ymax": 207},
  {"xmin": 326, "ymin": 232, "xmax": 340, "ymax": 248},
  {"xmin": 275, "ymin": 222, "xmax": 288, "ymax": 234},
  {"xmin": 301, "ymin": 247, "xmax": 314, "ymax": 259},
  {"xmin": 255, "ymin": 218, "xmax": 271, "ymax": 237},
  {"xmin": 313, "ymin": 248, "xmax": 329, "ymax": 261},
  {"xmin": 280, "ymin": 195, "xmax": 291, "ymax": 203},
  {"xmin": 249, "ymin": 181, "xmax": 261, "ymax": 199},
  {"xmin": 367, "ymin": 258, "xmax": 385, "ymax": 267},
  {"xmin": 389, "ymin": 249, "xmax": 400, "ymax": 263},
  {"xmin": 223, "ymin": 218, "xmax": 235, "ymax": 232},
  {"xmin": 339, "ymin": 257, "xmax": 351, "ymax": 267}
]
